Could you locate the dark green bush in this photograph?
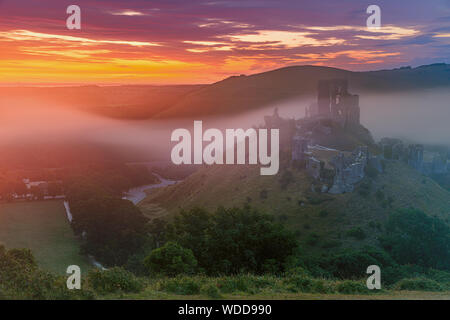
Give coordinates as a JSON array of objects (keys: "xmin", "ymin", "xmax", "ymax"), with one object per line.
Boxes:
[
  {"xmin": 380, "ymin": 208, "xmax": 450, "ymax": 270},
  {"xmin": 346, "ymin": 227, "xmax": 366, "ymax": 240},
  {"xmin": 217, "ymin": 276, "xmax": 251, "ymax": 294},
  {"xmin": 336, "ymin": 280, "xmax": 369, "ymax": 294},
  {"xmin": 202, "ymin": 284, "xmax": 221, "ymax": 299},
  {"xmin": 394, "ymin": 278, "xmax": 443, "ymax": 292},
  {"xmin": 318, "ymin": 210, "xmax": 329, "ymax": 218},
  {"xmin": 164, "ymin": 206, "xmax": 297, "ymax": 275},
  {"xmin": 88, "ymin": 267, "xmax": 143, "ymax": 294},
  {"xmin": 161, "ymin": 277, "xmax": 201, "ymax": 295},
  {"xmin": 305, "ymin": 233, "xmax": 320, "ymax": 246},
  {"xmin": 284, "ymin": 275, "xmax": 333, "ymax": 294},
  {"xmin": 144, "ymin": 242, "xmax": 197, "ymax": 277}
]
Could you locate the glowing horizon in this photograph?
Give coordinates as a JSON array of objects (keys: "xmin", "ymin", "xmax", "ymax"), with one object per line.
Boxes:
[{"xmin": 0, "ymin": 0, "xmax": 449, "ymax": 85}]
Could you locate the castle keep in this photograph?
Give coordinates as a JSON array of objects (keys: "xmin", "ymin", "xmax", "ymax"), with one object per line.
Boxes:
[{"xmin": 306, "ymin": 79, "xmax": 360, "ymax": 127}]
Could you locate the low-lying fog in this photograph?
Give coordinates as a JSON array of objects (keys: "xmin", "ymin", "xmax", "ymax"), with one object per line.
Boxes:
[{"xmin": 0, "ymin": 87, "xmax": 449, "ymax": 165}]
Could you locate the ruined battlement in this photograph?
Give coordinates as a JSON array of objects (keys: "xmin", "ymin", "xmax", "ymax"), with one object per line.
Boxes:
[{"xmin": 307, "ymin": 79, "xmax": 360, "ymax": 127}]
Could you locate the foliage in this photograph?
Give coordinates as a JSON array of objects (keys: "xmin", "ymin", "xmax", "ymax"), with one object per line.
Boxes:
[
  {"xmin": 364, "ymin": 164, "xmax": 379, "ymax": 179},
  {"xmin": 164, "ymin": 206, "xmax": 298, "ymax": 275},
  {"xmin": 0, "ymin": 245, "xmax": 93, "ymax": 300},
  {"xmin": 394, "ymin": 278, "xmax": 443, "ymax": 292},
  {"xmin": 336, "ymin": 280, "xmax": 370, "ymax": 294},
  {"xmin": 310, "ymin": 247, "xmax": 396, "ymax": 280},
  {"xmin": 144, "ymin": 242, "xmax": 197, "ymax": 276},
  {"xmin": 380, "ymin": 208, "xmax": 450, "ymax": 270},
  {"xmin": 67, "ymin": 182, "xmax": 149, "ymax": 266},
  {"xmin": 346, "ymin": 227, "xmax": 366, "ymax": 240},
  {"xmin": 159, "ymin": 276, "xmax": 201, "ymax": 295},
  {"xmin": 88, "ymin": 267, "xmax": 143, "ymax": 294}
]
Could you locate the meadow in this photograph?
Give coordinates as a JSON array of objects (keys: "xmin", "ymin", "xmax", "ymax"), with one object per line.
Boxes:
[{"xmin": 0, "ymin": 200, "xmax": 91, "ymax": 274}]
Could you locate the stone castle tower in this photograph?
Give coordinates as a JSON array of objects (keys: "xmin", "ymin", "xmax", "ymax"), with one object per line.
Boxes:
[{"xmin": 313, "ymin": 79, "xmax": 360, "ymax": 126}]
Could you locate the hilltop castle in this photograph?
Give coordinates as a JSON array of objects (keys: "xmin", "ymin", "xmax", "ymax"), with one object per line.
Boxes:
[
  {"xmin": 262, "ymin": 79, "xmax": 449, "ymax": 194},
  {"xmin": 305, "ymin": 79, "xmax": 360, "ymax": 127}
]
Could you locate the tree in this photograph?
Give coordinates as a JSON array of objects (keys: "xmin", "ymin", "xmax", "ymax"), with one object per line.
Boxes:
[
  {"xmin": 165, "ymin": 206, "xmax": 298, "ymax": 275},
  {"xmin": 144, "ymin": 242, "xmax": 197, "ymax": 276},
  {"xmin": 380, "ymin": 208, "xmax": 450, "ymax": 270}
]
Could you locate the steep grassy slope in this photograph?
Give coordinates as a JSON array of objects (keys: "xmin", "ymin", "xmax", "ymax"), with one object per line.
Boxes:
[{"xmin": 139, "ymin": 161, "xmax": 450, "ymax": 252}]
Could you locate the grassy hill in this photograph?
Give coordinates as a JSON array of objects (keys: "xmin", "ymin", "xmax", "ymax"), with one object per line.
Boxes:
[
  {"xmin": 154, "ymin": 63, "xmax": 450, "ymax": 118},
  {"xmin": 3, "ymin": 63, "xmax": 449, "ymax": 120},
  {"xmin": 139, "ymin": 160, "xmax": 450, "ymax": 253},
  {"xmin": 0, "ymin": 200, "xmax": 91, "ymax": 274}
]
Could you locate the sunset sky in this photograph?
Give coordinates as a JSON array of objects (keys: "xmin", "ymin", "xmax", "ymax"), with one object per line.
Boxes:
[{"xmin": 1, "ymin": 0, "xmax": 449, "ymax": 85}]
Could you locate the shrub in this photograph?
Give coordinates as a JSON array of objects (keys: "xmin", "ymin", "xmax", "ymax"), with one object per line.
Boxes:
[
  {"xmin": 321, "ymin": 240, "xmax": 342, "ymax": 249},
  {"xmin": 321, "ymin": 247, "xmax": 396, "ymax": 280},
  {"xmin": 217, "ymin": 276, "xmax": 251, "ymax": 294},
  {"xmin": 160, "ymin": 277, "xmax": 201, "ymax": 295},
  {"xmin": 305, "ymin": 233, "xmax": 320, "ymax": 246},
  {"xmin": 375, "ymin": 189, "xmax": 385, "ymax": 201},
  {"xmin": 394, "ymin": 278, "xmax": 443, "ymax": 292},
  {"xmin": 144, "ymin": 242, "xmax": 197, "ymax": 276},
  {"xmin": 380, "ymin": 208, "xmax": 450, "ymax": 270},
  {"xmin": 88, "ymin": 267, "xmax": 143, "ymax": 294},
  {"xmin": 284, "ymin": 275, "xmax": 313, "ymax": 292},
  {"xmin": 284, "ymin": 275, "xmax": 333, "ymax": 294},
  {"xmin": 336, "ymin": 280, "xmax": 369, "ymax": 294},
  {"xmin": 346, "ymin": 227, "xmax": 366, "ymax": 240},
  {"xmin": 165, "ymin": 206, "xmax": 297, "ymax": 275},
  {"xmin": 318, "ymin": 210, "xmax": 329, "ymax": 218},
  {"xmin": 365, "ymin": 164, "xmax": 379, "ymax": 179},
  {"xmin": 202, "ymin": 284, "xmax": 222, "ymax": 299}
]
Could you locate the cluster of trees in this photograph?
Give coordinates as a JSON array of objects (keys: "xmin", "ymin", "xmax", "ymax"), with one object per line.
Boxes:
[
  {"xmin": 380, "ymin": 208, "xmax": 450, "ymax": 270},
  {"xmin": 296, "ymin": 208, "xmax": 450, "ymax": 285},
  {"xmin": 0, "ymin": 245, "xmax": 92, "ymax": 299},
  {"xmin": 144, "ymin": 206, "xmax": 298, "ymax": 276},
  {"xmin": 66, "ymin": 179, "xmax": 150, "ymax": 266}
]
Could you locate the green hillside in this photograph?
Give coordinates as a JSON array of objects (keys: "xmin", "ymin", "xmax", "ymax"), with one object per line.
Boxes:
[{"xmin": 139, "ymin": 161, "xmax": 450, "ymax": 253}]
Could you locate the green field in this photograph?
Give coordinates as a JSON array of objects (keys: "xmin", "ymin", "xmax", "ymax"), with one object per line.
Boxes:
[{"xmin": 0, "ymin": 200, "xmax": 91, "ymax": 274}]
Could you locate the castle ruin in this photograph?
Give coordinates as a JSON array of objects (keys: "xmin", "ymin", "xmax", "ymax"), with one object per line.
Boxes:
[{"xmin": 306, "ymin": 79, "xmax": 360, "ymax": 127}]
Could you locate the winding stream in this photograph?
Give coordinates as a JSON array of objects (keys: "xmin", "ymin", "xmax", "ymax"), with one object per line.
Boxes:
[
  {"xmin": 122, "ymin": 173, "xmax": 177, "ymax": 205},
  {"xmin": 63, "ymin": 172, "xmax": 177, "ymax": 270}
]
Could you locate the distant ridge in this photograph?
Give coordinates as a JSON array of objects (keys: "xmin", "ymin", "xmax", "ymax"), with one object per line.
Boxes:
[
  {"xmin": 153, "ymin": 63, "xmax": 450, "ymax": 118},
  {"xmin": 1, "ymin": 63, "xmax": 449, "ymax": 120}
]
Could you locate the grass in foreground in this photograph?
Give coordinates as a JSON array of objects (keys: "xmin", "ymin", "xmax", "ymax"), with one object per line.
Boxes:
[
  {"xmin": 96, "ymin": 273, "xmax": 450, "ymax": 300},
  {"xmin": 0, "ymin": 200, "xmax": 90, "ymax": 274}
]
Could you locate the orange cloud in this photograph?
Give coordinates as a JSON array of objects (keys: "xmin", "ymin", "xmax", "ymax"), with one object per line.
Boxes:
[{"xmin": 0, "ymin": 30, "xmax": 160, "ymax": 47}]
